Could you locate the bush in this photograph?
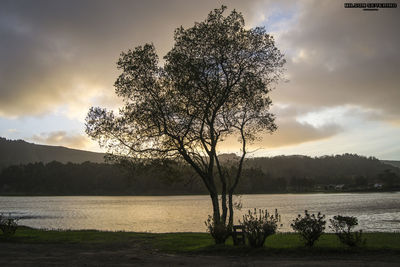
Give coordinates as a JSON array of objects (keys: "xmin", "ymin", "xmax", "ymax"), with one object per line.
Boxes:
[
  {"xmin": 205, "ymin": 215, "xmax": 231, "ymax": 244},
  {"xmin": 0, "ymin": 214, "xmax": 18, "ymax": 239},
  {"xmin": 240, "ymin": 208, "xmax": 280, "ymax": 248},
  {"xmin": 329, "ymin": 215, "xmax": 365, "ymax": 247},
  {"xmin": 291, "ymin": 210, "xmax": 326, "ymax": 247}
]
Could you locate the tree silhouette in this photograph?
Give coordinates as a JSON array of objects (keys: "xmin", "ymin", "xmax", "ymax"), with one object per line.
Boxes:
[{"xmin": 86, "ymin": 6, "xmax": 285, "ymax": 235}]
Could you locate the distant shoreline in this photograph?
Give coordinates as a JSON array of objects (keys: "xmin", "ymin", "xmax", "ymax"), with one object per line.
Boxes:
[{"xmin": 1, "ymin": 190, "xmax": 399, "ymax": 197}]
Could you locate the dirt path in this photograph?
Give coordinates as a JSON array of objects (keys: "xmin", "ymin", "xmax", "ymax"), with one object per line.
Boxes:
[{"xmin": 1, "ymin": 242, "xmax": 399, "ymax": 266}]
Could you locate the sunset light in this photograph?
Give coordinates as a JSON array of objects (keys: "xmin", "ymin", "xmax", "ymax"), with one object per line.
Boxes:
[{"xmin": 0, "ymin": 1, "xmax": 399, "ymax": 266}]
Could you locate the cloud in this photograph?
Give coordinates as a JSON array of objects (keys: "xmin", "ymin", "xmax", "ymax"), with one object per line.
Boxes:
[
  {"xmin": 0, "ymin": 0, "xmax": 265, "ymax": 118},
  {"xmin": 271, "ymin": 0, "xmax": 400, "ymax": 120},
  {"xmin": 220, "ymin": 104, "xmax": 342, "ymax": 151},
  {"xmin": 220, "ymin": 119, "xmax": 341, "ymax": 151},
  {"xmin": 31, "ymin": 131, "xmax": 90, "ymax": 149},
  {"xmin": 1, "ymin": 0, "xmax": 398, "ymax": 158},
  {"xmin": 296, "ymin": 104, "xmax": 386, "ymax": 128},
  {"xmin": 260, "ymin": 121, "xmax": 340, "ymax": 148}
]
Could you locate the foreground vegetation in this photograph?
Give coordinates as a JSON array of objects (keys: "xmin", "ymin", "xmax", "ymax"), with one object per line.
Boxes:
[{"xmin": 2, "ymin": 227, "xmax": 399, "ymax": 256}]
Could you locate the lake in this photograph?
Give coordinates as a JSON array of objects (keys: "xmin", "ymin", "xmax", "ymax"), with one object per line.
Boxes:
[{"xmin": 1, "ymin": 193, "xmax": 399, "ymax": 232}]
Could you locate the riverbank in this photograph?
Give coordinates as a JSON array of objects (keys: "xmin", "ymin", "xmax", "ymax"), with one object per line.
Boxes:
[
  {"xmin": 1, "ymin": 188, "xmax": 399, "ymax": 196},
  {"xmin": 1, "ymin": 227, "xmax": 399, "ymax": 266}
]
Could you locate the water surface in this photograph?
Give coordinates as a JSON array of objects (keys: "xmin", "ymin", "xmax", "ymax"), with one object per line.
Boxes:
[{"xmin": 1, "ymin": 193, "xmax": 399, "ymax": 232}]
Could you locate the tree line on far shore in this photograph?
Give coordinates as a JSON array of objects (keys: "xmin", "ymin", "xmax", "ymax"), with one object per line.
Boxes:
[{"xmin": 0, "ymin": 154, "xmax": 398, "ymax": 196}]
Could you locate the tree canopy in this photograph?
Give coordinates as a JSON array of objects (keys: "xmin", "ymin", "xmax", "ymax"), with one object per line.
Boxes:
[{"xmin": 86, "ymin": 6, "xmax": 285, "ymax": 242}]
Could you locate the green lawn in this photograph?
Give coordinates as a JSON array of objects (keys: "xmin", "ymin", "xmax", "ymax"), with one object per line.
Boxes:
[{"xmin": 2, "ymin": 227, "xmax": 400, "ymax": 256}]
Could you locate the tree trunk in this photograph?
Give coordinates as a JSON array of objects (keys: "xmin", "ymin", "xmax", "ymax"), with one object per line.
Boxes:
[
  {"xmin": 228, "ymin": 191, "xmax": 234, "ymax": 226},
  {"xmin": 210, "ymin": 192, "xmax": 220, "ymax": 222},
  {"xmin": 221, "ymin": 182, "xmax": 227, "ymax": 224}
]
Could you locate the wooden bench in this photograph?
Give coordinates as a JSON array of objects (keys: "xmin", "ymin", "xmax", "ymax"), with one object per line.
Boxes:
[{"xmin": 232, "ymin": 225, "xmax": 246, "ymax": 245}]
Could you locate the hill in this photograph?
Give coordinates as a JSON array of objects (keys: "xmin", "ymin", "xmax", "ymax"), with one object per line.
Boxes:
[
  {"xmin": 1, "ymin": 152, "xmax": 399, "ymax": 196},
  {"xmin": 1, "ymin": 137, "xmax": 399, "ymax": 195},
  {"xmin": 0, "ymin": 137, "xmax": 105, "ymax": 169}
]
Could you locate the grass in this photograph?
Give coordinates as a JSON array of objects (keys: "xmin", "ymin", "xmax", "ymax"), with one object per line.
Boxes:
[
  {"xmin": 2, "ymin": 226, "xmax": 400, "ymax": 257},
  {"xmin": 3, "ymin": 226, "xmax": 154, "ymax": 244}
]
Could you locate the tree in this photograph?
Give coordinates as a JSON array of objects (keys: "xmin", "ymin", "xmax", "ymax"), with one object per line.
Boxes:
[
  {"xmin": 378, "ymin": 169, "xmax": 399, "ymax": 188},
  {"xmin": 240, "ymin": 208, "xmax": 280, "ymax": 248},
  {"xmin": 329, "ymin": 215, "xmax": 365, "ymax": 247},
  {"xmin": 86, "ymin": 6, "xmax": 285, "ymax": 241},
  {"xmin": 291, "ymin": 210, "xmax": 326, "ymax": 247}
]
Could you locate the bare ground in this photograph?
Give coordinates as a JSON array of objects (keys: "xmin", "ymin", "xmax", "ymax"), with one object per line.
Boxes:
[{"xmin": 1, "ymin": 242, "xmax": 399, "ymax": 266}]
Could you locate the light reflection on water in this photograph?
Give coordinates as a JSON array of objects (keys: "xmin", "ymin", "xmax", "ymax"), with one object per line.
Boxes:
[{"xmin": 0, "ymin": 192, "xmax": 399, "ymax": 232}]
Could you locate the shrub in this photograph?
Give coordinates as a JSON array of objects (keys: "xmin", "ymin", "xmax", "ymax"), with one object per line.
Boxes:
[
  {"xmin": 205, "ymin": 215, "xmax": 231, "ymax": 244},
  {"xmin": 240, "ymin": 208, "xmax": 280, "ymax": 248},
  {"xmin": 329, "ymin": 215, "xmax": 365, "ymax": 247},
  {"xmin": 291, "ymin": 210, "xmax": 326, "ymax": 247},
  {"xmin": 0, "ymin": 214, "xmax": 18, "ymax": 239}
]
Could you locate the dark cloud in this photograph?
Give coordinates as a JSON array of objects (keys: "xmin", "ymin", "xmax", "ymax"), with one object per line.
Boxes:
[
  {"xmin": 1, "ymin": 0, "xmax": 398, "ymax": 153},
  {"xmin": 274, "ymin": 0, "xmax": 400, "ymax": 120},
  {"xmin": 0, "ymin": 0, "xmax": 264, "ymax": 117}
]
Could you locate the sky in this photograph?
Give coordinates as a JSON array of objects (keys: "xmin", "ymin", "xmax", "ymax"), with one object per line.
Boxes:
[{"xmin": 0, "ymin": 0, "xmax": 399, "ymax": 160}]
